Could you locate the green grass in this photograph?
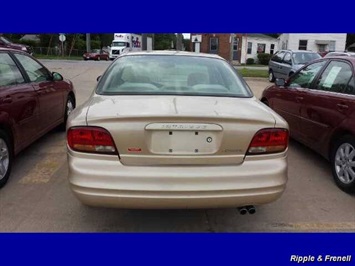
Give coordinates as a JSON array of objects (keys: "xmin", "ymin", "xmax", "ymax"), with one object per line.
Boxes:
[
  {"xmin": 239, "ymin": 64, "xmax": 266, "ymax": 67},
  {"xmin": 34, "ymin": 54, "xmax": 83, "ymax": 60},
  {"xmin": 238, "ymin": 68, "xmax": 268, "ymax": 78}
]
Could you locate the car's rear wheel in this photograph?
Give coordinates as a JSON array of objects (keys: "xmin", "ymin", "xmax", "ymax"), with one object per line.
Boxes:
[
  {"xmin": 97, "ymin": 56, "xmax": 101, "ymax": 61},
  {"xmin": 0, "ymin": 131, "xmax": 12, "ymax": 189},
  {"xmin": 268, "ymin": 70, "xmax": 275, "ymax": 82},
  {"xmin": 60, "ymin": 95, "xmax": 75, "ymax": 130},
  {"xmin": 106, "ymin": 56, "xmax": 109, "ymax": 61},
  {"xmin": 331, "ymin": 135, "xmax": 355, "ymax": 194},
  {"xmin": 261, "ymin": 99, "xmax": 269, "ymax": 106}
]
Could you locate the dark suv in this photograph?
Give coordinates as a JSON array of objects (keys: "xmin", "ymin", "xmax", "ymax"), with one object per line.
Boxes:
[
  {"xmin": 268, "ymin": 50, "xmax": 321, "ymax": 82},
  {"xmin": 0, "ymin": 36, "xmax": 33, "ymax": 55}
]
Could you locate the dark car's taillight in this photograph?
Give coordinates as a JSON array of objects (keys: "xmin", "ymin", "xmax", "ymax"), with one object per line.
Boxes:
[
  {"xmin": 67, "ymin": 127, "xmax": 118, "ymax": 155},
  {"xmin": 247, "ymin": 128, "xmax": 289, "ymax": 155}
]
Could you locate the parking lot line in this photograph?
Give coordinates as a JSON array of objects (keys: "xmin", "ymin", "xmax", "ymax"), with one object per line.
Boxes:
[
  {"xmin": 18, "ymin": 154, "xmax": 65, "ymax": 184},
  {"xmin": 271, "ymin": 222, "xmax": 355, "ymax": 231}
]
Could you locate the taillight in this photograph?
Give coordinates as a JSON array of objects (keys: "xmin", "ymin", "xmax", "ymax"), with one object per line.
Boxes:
[
  {"xmin": 247, "ymin": 128, "xmax": 289, "ymax": 155},
  {"xmin": 67, "ymin": 127, "xmax": 117, "ymax": 154}
]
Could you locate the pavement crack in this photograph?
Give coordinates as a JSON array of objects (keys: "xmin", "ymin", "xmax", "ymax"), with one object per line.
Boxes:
[
  {"xmin": 204, "ymin": 210, "xmax": 215, "ymax": 232},
  {"xmin": 68, "ymin": 68, "xmax": 91, "ymax": 80}
]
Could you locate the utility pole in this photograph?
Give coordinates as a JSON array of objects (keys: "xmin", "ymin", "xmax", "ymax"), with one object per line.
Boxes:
[
  {"xmin": 86, "ymin": 33, "xmax": 91, "ymax": 52},
  {"xmin": 176, "ymin": 33, "xmax": 183, "ymax": 51}
]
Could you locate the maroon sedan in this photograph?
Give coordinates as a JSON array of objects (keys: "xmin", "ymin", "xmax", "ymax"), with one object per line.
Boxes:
[
  {"xmin": 83, "ymin": 49, "xmax": 109, "ymax": 61},
  {"xmin": 0, "ymin": 35, "xmax": 32, "ymax": 54},
  {"xmin": 0, "ymin": 48, "xmax": 76, "ymax": 188},
  {"xmin": 262, "ymin": 56, "xmax": 355, "ymax": 193}
]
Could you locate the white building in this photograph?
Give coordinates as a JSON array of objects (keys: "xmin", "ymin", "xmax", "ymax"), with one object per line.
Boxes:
[
  {"xmin": 278, "ymin": 33, "xmax": 347, "ymax": 53},
  {"xmin": 240, "ymin": 34, "xmax": 278, "ymax": 64}
]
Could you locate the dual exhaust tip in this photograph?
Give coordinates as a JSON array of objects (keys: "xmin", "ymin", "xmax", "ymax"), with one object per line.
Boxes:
[{"xmin": 238, "ymin": 205, "xmax": 256, "ymax": 215}]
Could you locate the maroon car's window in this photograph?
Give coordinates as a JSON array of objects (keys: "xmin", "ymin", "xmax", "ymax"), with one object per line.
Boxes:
[
  {"xmin": 289, "ymin": 61, "xmax": 326, "ymax": 88},
  {"xmin": 0, "ymin": 53, "xmax": 25, "ymax": 86},
  {"xmin": 344, "ymin": 77, "xmax": 355, "ymax": 95},
  {"xmin": 13, "ymin": 53, "xmax": 51, "ymax": 83},
  {"xmin": 316, "ymin": 61, "xmax": 353, "ymax": 93}
]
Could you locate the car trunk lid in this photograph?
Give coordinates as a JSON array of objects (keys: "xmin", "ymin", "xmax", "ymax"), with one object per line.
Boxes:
[{"xmin": 86, "ymin": 95, "xmax": 276, "ymax": 165}]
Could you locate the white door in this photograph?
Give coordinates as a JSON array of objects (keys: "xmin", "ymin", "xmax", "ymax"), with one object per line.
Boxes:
[{"xmin": 194, "ymin": 43, "xmax": 200, "ymax": 53}]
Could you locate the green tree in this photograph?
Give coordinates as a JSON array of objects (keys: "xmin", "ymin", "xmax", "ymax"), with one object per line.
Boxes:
[
  {"xmin": 2, "ymin": 34, "xmax": 24, "ymax": 41},
  {"xmin": 346, "ymin": 34, "xmax": 355, "ymax": 48},
  {"xmin": 183, "ymin": 38, "xmax": 190, "ymax": 51},
  {"xmin": 154, "ymin": 34, "xmax": 177, "ymax": 50}
]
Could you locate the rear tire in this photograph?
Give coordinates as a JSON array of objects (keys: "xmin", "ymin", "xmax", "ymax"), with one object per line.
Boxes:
[
  {"xmin": 0, "ymin": 130, "xmax": 13, "ymax": 189},
  {"xmin": 331, "ymin": 135, "xmax": 355, "ymax": 194},
  {"xmin": 97, "ymin": 56, "xmax": 100, "ymax": 61},
  {"xmin": 60, "ymin": 95, "xmax": 75, "ymax": 131},
  {"xmin": 268, "ymin": 70, "xmax": 275, "ymax": 82},
  {"xmin": 261, "ymin": 99, "xmax": 269, "ymax": 106}
]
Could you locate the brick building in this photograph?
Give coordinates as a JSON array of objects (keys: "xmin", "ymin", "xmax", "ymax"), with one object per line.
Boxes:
[{"xmin": 190, "ymin": 33, "xmax": 243, "ymax": 64}]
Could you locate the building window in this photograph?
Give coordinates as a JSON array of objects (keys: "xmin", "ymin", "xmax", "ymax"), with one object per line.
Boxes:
[
  {"xmin": 257, "ymin": 43, "xmax": 266, "ymax": 53},
  {"xmin": 247, "ymin": 42, "xmax": 252, "ymax": 54},
  {"xmin": 270, "ymin": 44, "xmax": 275, "ymax": 55},
  {"xmin": 299, "ymin": 40, "xmax": 308, "ymax": 50},
  {"xmin": 318, "ymin": 44, "xmax": 326, "ymax": 52},
  {"xmin": 329, "ymin": 41, "xmax": 336, "ymax": 52},
  {"xmin": 209, "ymin": 37, "xmax": 219, "ymax": 53}
]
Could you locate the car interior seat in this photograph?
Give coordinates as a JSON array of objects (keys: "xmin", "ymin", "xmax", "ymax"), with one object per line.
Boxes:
[{"xmin": 187, "ymin": 72, "xmax": 209, "ymax": 86}]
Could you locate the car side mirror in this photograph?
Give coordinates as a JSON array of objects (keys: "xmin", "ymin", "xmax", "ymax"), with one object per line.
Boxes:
[
  {"xmin": 275, "ymin": 78, "xmax": 285, "ymax": 87},
  {"xmin": 97, "ymin": 75, "xmax": 101, "ymax": 82},
  {"xmin": 52, "ymin": 72, "xmax": 63, "ymax": 81}
]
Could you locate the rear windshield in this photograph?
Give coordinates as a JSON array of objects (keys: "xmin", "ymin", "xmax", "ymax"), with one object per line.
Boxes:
[
  {"xmin": 96, "ymin": 55, "xmax": 252, "ymax": 98},
  {"xmin": 293, "ymin": 52, "xmax": 321, "ymax": 64}
]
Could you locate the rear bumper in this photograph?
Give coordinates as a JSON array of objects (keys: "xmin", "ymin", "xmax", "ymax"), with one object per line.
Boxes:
[{"xmin": 68, "ymin": 151, "xmax": 288, "ymax": 209}]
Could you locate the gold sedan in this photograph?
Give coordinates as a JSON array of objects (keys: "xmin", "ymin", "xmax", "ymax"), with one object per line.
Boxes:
[{"xmin": 67, "ymin": 51, "xmax": 289, "ymax": 211}]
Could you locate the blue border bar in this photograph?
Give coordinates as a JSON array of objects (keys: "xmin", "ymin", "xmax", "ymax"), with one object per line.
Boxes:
[{"xmin": 1, "ymin": 233, "xmax": 354, "ymax": 266}]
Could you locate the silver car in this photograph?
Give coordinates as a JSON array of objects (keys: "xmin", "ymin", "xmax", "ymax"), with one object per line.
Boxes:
[
  {"xmin": 268, "ymin": 50, "xmax": 321, "ymax": 82},
  {"xmin": 67, "ymin": 51, "xmax": 289, "ymax": 210},
  {"xmin": 324, "ymin": 52, "xmax": 355, "ymax": 58}
]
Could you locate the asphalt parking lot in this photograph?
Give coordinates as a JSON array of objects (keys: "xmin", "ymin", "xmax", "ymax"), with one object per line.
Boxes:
[{"xmin": 0, "ymin": 59, "xmax": 354, "ymax": 232}]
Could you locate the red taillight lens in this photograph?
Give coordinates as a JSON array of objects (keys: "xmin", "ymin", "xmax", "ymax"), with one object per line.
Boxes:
[
  {"xmin": 67, "ymin": 127, "xmax": 117, "ymax": 154},
  {"xmin": 247, "ymin": 128, "xmax": 289, "ymax": 155}
]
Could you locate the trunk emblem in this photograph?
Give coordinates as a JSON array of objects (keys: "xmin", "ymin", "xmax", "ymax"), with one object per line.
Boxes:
[
  {"xmin": 128, "ymin": 148, "xmax": 142, "ymax": 152},
  {"xmin": 206, "ymin": 137, "xmax": 213, "ymax": 143}
]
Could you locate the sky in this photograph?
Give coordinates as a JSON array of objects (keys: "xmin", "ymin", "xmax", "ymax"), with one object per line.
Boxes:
[{"xmin": 183, "ymin": 33, "xmax": 190, "ymax": 39}]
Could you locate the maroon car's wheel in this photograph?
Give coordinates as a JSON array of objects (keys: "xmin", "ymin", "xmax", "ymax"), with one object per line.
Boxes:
[
  {"xmin": 0, "ymin": 130, "xmax": 12, "ymax": 189},
  {"xmin": 60, "ymin": 96, "xmax": 75, "ymax": 131},
  {"xmin": 97, "ymin": 56, "xmax": 101, "ymax": 61},
  {"xmin": 331, "ymin": 135, "xmax": 355, "ymax": 194},
  {"xmin": 261, "ymin": 99, "xmax": 269, "ymax": 106}
]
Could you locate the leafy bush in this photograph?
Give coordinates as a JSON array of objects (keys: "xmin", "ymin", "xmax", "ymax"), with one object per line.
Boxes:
[
  {"xmin": 246, "ymin": 58, "xmax": 255, "ymax": 65},
  {"xmin": 257, "ymin": 53, "xmax": 271, "ymax": 65}
]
